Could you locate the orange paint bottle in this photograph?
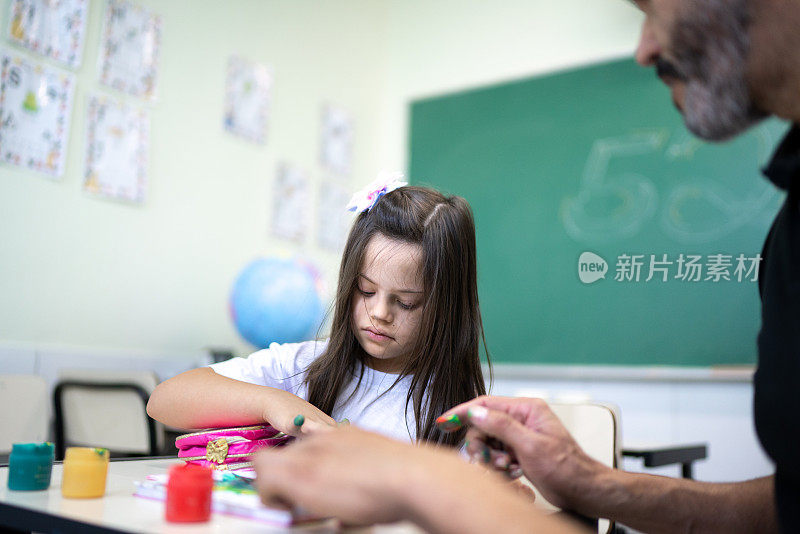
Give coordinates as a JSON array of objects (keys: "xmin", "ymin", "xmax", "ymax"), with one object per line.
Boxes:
[{"xmin": 61, "ymin": 447, "xmax": 110, "ymax": 498}]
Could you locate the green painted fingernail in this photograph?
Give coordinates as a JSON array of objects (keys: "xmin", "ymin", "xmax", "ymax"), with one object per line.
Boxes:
[
  {"xmin": 482, "ymin": 446, "xmax": 491, "ymax": 464},
  {"xmin": 339, "ymin": 418, "xmax": 350, "ymax": 426},
  {"xmin": 436, "ymin": 413, "xmax": 462, "ymax": 432},
  {"xmin": 293, "ymin": 415, "xmax": 305, "ymax": 427}
]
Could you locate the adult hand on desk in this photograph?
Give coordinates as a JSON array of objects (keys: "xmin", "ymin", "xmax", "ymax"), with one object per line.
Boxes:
[
  {"xmin": 253, "ymin": 427, "xmax": 581, "ymax": 534},
  {"xmin": 254, "ymin": 427, "xmax": 424, "ymax": 525},
  {"xmin": 440, "ymin": 396, "xmax": 610, "ymax": 512}
]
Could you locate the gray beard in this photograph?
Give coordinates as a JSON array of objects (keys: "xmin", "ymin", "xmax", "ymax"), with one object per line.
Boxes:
[{"xmin": 672, "ymin": 0, "xmax": 767, "ymax": 141}]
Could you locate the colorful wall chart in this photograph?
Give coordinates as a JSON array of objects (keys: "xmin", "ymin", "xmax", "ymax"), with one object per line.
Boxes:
[
  {"xmin": 0, "ymin": 52, "xmax": 75, "ymax": 177},
  {"xmin": 98, "ymin": 0, "xmax": 161, "ymax": 99},
  {"xmin": 272, "ymin": 163, "xmax": 309, "ymax": 242},
  {"xmin": 83, "ymin": 94, "xmax": 149, "ymax": 203},
  {"xmin": 320, "ymin": 103, "xmax": 353, "ymax": 176},
  {"xmin": 8, "ymin": 0, "xmax": 89, "ymax": 68},
  {"xmin": 224, "ymin": 56, "xmax": 272, "ymax": 144}
]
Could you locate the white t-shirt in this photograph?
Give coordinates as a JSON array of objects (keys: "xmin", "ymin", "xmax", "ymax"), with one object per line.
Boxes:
[{"xmin": 208, "ymin": 340, "xmax": 417, "ymax": 443}]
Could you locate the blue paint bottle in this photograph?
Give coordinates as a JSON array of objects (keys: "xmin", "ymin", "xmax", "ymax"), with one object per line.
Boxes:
[{"xmin": 7, "ymin": 442, "xmax": 54, "ymax": 491}]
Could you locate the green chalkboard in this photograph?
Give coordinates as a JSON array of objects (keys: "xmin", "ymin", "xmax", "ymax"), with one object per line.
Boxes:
[{"xmin": 409, "ymin": 58, "xmax": 788, "ymax": 367}]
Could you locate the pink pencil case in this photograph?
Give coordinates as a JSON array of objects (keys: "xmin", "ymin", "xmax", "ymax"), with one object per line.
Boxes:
[{"xmin": 175, "ymin": 424, "xmax": 293, "ymax": 470}]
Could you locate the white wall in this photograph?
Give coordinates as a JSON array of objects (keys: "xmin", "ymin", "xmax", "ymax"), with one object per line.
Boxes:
[
  {"xmin": 0, "ymin": 0, "xmax": 646, "ymax": 357},
  {"xmin": 0, "ymin": 0, "xmax": 389, "ymax": 356},
  {"xmin": 377, "ymin": 0, "xmax": 644, "ymax": 171}
]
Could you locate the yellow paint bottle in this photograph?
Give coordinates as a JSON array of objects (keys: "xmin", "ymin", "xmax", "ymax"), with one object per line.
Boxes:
[{"xmin": 61, "ymin": 447, "xmax": 110, "ymax": 499}]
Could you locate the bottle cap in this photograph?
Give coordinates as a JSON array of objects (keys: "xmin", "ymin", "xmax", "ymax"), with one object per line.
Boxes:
[
  {"xmin": 168, "ymin": 463, "xmax": 213, "ymax": 485},
  {"xmin": 11, "ymin": 442, "xmax": 54, "ymax": 457},
  {"xmin": 64, "ymin": 447, "xmax": 109, "ymax": 462}
]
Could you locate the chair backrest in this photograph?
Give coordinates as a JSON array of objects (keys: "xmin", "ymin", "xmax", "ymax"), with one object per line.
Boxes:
[
  {"xmin": 53, "ymin": 369, "xmax": 163, "ymax": 460},
  {"xmin": 0, "ymin": 374, "xmax": 49, "ymax": 455},
  {"xmin": 528, "ymin": 401, "xmax": 620, "ymax": 534},
  {"xmin": 549, "ymin": 402, "xmax": 621, "ymax": 469}
]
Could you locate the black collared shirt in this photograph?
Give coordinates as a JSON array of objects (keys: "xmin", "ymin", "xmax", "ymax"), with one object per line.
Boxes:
[{"xmin": 756, "ymin": 124, "xmax": 800, "ymax": 532}]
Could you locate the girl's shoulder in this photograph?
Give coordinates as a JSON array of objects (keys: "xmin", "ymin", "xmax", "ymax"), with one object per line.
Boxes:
[
  {"xmin": 249, "ymin": 339, "xmax": 329, "ymax": 372},
  {"xmin": 209, "ymin": 339, "xmax": 329, "ymax": 389}
]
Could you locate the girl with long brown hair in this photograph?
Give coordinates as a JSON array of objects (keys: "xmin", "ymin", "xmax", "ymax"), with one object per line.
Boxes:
[{"xmin": 148, "ymin": 174, "xmax": 489, "ymax": 447}]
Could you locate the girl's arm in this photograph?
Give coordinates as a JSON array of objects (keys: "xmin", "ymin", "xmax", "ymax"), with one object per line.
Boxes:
[{"xmin": 146, "ymin": 367, "xmax": 336, "ymax": 434}]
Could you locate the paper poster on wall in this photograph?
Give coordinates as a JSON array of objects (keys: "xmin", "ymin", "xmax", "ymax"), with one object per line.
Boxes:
[
  {"xmin": 7, "ymin": 0, "xmax": 89, "ymax": 68},
  {"xmin": 317, "ymin": 180, "xmax": 351, "ymax": 251},
  {"xmin": 83, "ymin": 94, "xmax": 149, "ymax": 203},
  {"xmin": 320, "ymin": 103, "xmax": 353, "ymax": 176},
  {"xmin": 224, "ymin": 56, "xmax": 272, "ymax": 144},
  {"xmin": 271, "ymin": 163, "xmax": 309, "ymax": 242},
  {"xmin": 98, "ymin": 0, "xmax": 161, "ymax": 99},
  {"xmin": 0, "ymin": 52, "xmax": 75, "ymax": 178}
]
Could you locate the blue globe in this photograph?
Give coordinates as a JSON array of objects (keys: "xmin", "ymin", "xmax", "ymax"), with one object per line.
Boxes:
[{"xmin": 230, "ymin": 257, "xmax": 325, "ymax": 348}]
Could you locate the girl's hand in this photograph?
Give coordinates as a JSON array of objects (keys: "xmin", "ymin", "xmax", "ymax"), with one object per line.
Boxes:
[{"xmin": 260, "ymin": 389, "xmax": 337, "ymax": 437}]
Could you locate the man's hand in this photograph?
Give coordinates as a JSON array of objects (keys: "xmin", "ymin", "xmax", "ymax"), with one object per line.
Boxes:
[
  {"xmin": 441, "ymin": 396, "xmax": 609, "ymax": 511},
  {"xmin": 254, "ymin": 427, "xmax": 428, "ymax": 524},
  {"xmin": 253, "ymin": 427, "xmax": 582, "ymax": 534}
]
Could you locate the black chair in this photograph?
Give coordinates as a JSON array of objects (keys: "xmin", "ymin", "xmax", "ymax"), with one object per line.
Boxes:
[{"xmin": 53, "ymin": 380, "xmax": 161, "ymax": 461}]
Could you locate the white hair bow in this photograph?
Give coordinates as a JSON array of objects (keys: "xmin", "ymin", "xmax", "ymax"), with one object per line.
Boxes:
[{"xmin": 346, "ymin": 171, "xmax": 408, "ymax": 213}]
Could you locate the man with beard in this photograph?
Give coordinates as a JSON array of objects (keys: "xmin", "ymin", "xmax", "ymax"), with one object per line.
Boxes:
[{"xmin": 253, "ymin": 1, "xmax": 796, "ymax": 532}]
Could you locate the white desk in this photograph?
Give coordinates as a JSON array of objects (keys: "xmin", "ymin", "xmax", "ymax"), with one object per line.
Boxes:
[{"xmin": 0, "ymin": 458, "xmax": 421, "ymax": 533}]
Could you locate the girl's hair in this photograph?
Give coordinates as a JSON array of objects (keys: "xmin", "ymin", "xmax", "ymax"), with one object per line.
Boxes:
[{"xmin": 304, "ymin": 185, "xmax": 490, "ymax": 446}]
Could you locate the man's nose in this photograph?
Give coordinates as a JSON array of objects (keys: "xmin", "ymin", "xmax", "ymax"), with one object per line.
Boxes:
[{"xmin": 635, "ymin": 20, "xmax": 661, "ymax": 67}]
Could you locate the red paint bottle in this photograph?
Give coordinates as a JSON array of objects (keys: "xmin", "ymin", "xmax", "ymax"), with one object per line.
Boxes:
[{"xmin": 165, "ymin": 463, "xmax": 213, "ymax": 522}]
